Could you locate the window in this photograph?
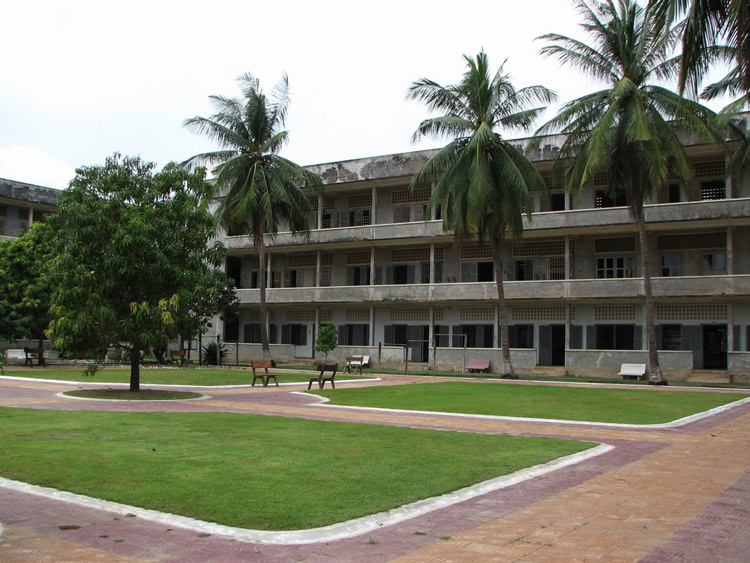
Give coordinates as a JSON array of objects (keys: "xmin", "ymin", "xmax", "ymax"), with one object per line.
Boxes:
[
  {"xmin": 509, "ymin": 325, "xmax": 534, "ymax": 348},
  {"xmin": 514, "ymin": 260, "xmax": 533, "ymax": 281},
  {"xmin": 595, "ymin": 190, "xmax": 627, "ymax": 208},
  {"xmin": 346, "ymin": 266, "xmax": 370, "ymax": 286},
  {"xmin": 461, "ymin": 261, "xmax": 494, "ymax": 282},
  {"xmin": 393, "ymin": 206, "xmax": 411, "ymax": 223},
  {"xmin": 667, "ymin": 183, "xmax": 681, "ymax": 203},
  {"xmin": 226, "ymin": 257, "xmax": 243, "ymax": 288},
  {"xmin": 243, "ymin": 323, "xmax": 261, "ymax": 343},
  {"xmin": 453, "ymin": 325, "xmax": 494, "ymax": 348},
  {"xmin": 661, "ymin": 254, "xmax": 681, "ymax": 277},
  {"xmin": 595, "ymin": 325, "xmax": 635, "ymax": 350},
  {"xmin": 700, "ymin": 180, "xmax": 725, "ymax": 200},
  {"xmin": 596, "ymin": 256, "xmax": 634, "ymax": 278},
  {"xmin": 660, "ymin": 325, "xmax": 682, "ymax": 350},
  {"xmin": 702, "ymin": 252, "xmax": 727, "ymax": 275},
  {"xmin": 338, "ymin": 324, "xmax": 369, "ymax": 346},
  {"xmin": 348, "ymin": 209, "xmax": 370, "ymax": 226},
  {"xmin": 319, "ymin": 268, "xmax": 331, "ymax": 287},
  {"xmin": 549, "ymin": 191, "xmax": 565, "ymax": 211},
  {"xmin": 224, "ymin": 319, "xmax": 239, "ymax": 342}
]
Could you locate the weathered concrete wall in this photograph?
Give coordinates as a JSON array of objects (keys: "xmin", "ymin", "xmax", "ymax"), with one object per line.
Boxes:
[{"xmin": 565, "ymin": 349, "xmax": 693, "ymax": 379}]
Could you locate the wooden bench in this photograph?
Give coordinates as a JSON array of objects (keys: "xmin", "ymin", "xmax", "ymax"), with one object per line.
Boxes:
[
  {"xmin": 345, "ymin": 355, "xmax": 365, "ymax": 374},
  {"xmin": 169, "ymin": 349, "xmax": 187, "ymax": 366},
  {"xmin": 309, "ymin": 363, "xmax": 338, "ymax": 390},
  {"xmin": 467, "ymin": 359, "xmax": 491, "ymax": 373},
  {"xmin": 619, "ymin": 363, "xmax": 647, "ymax": 380},
  {"xmin": 23, "ymin": 347, "xmax": 38, "ymax": 367},
  {"xmin": 251, "ymin": 360, "xmax": 278, "ymax": 387}
]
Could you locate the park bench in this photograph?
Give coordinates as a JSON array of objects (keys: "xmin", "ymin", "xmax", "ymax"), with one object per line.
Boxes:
[
  {"xmin": 23, "ymin": 347, "xmax": 38, "ymax": 367},
  {"xmin": 344, "ymin": 355, "xmax": 369, "ymax": 374},
  {"xmin": 169, "ymin": 349, "xmax": 187, "ymax": 365},
  {"xmin": 619, "ymin": 363, "xmax": 647, "ymax": 380},
  {"xmin": 251, "ymin": 360, "xmax": 278, "ymax": 387},
  {"xmin": 308, "ymin": 363, "xmax": 338, "ymax": 390},
  {"xmin": 466, "ymin": 359, "xmax": 491, "ymax": 373}
]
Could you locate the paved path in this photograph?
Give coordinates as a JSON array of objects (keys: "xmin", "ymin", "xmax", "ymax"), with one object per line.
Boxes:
[{"xmin": 1, "ymin": 373, "xmax": 749, "ymax": 562}]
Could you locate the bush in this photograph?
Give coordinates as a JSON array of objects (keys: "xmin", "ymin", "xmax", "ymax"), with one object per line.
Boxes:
[{"xmin": 201, "ymin": 342, "xmax": 228, "ymax": 365}]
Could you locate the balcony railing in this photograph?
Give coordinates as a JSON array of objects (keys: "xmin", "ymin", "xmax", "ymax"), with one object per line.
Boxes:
[{"xmin": 234, "ymin": 274, "xmax": 750, "ymax": 305}]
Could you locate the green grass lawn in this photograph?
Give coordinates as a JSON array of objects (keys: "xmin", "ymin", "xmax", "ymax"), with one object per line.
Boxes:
[
  {"xmin": 312, "ymin": 382, "xmax": 748, "ymax": 424},
  {"xmin": 1, "ymin": 367, "xmax": 364, "ymax": 386},
  {"xmin": 0, "ymin": 408, "xmax": 590, "ymax": 530}
]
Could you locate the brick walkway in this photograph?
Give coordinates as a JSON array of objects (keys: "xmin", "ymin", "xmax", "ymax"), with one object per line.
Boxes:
[{"xmin": 1, "ymin": 374, "xmax": 748, "ymax": 562}]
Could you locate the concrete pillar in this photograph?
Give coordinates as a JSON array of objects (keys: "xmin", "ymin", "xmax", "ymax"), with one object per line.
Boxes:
[
  {"xmin": 370, "ymin": 247, "xmax": 376, "ymax": 286},
  {"xmin": 369, "ymin": 306, "xmax": 375, "ymax": 346},
  {"xmin": 565, "ymin": 236, "xmax": 571, "ymax": 279},
  {"xmin": 430, "ymin": 243, "xmax": 435, "ymax": 284},
  {"xmin": 371, "ymin": 186, "xmax": 377, "ymax": 225},
  {"xmin": 316, "ymin": 250, "xmax": 321, "ymax": 287},
  {"xmin": 317, "ymin": 194, "xmax": 323, "ymax": 230},
  {"xmin": 727, "ymin": 227, "xmax": 734, "ymax": 276}
]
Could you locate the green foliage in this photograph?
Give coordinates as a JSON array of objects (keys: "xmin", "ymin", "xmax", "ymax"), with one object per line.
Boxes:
[
  {"xmin": 46, "ymin": 154, "xmax": 236, "ymax": 390},
  {"xmin": 314, "ymin": 321, "xmax": 338, "ymax": 360},
  {"xmin": 0, "ymin": 222, "xmax": 55, "ymax": 363},
  {"xmin": 408, "ymin": 51, "xmax": 555, "ymax": 377},
  {"xmin": 183, "ymin": 73, "xmax": 323, "ymax": 360},
  {"xmin": 200, "ymin": 341, "xmax": 228, "ymax": 365}
]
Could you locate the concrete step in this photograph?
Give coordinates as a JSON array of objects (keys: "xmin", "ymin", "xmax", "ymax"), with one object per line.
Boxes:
[{"xmin": 686, "ymin": 371, "xmax": 731, "ymax": 384}]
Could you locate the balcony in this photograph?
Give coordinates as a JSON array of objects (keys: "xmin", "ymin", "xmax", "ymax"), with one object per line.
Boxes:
[
  {"xmin": 234, "ymin": 274, "xmax": 750, "ymax": 305},
  {"xmin": 224, "ymin": 198, "xmax": 750, "ymax": 252}
]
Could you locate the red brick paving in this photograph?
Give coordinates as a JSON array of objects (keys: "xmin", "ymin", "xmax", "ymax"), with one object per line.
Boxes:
[{"xmin": 1, "ymin": 374, "xmax": 749, "ymax": 562}]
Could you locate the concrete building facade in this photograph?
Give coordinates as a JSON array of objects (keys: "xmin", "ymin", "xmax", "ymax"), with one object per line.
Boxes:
[
  {"xmin": 216, "ymin": 115, "xmax": 750, "ymax": 381},
  {"xmin": 0, "ymin": 178, "xmax": 60, "ymax": 240}
]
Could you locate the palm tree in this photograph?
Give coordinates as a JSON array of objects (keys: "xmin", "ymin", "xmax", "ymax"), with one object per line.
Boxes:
[
  {"xmin": 183, "ymin": 73, "xmax": 322, "ymax": 360},
  {"xmin": 537, "ymin": 0, "xmax": 721, "ymax": 384},
  {"xmin": 409, "ymin": 52, "xmax": 556, "ymax": 378},
  {"xmin": 648, "ymin": 0, "xmax": 749, "ymax": 97}
]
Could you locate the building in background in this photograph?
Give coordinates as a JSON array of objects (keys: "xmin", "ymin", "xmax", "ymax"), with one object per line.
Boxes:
[
  {"xmin": 0, "ymin": 178, "xmax": 60, "ymax": 240},
  {"xmin": 216, "ymin": 114, "xmax": 750, "ymax": 382}
]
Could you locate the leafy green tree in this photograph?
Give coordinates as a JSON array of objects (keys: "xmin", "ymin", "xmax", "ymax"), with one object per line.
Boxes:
[
  {"xmin": 648, "ymin": 0, "xmax": 749, "ymax": 96},
  {"xmin": 315, "ymin": 322, "xmax": 338, "ymax": 362},
  {"xmin": 409, "ymin": 52, "xmax": 555, "ymax": 378},
  {"xmin": 537, "ymin": 0, "xmax": 721, "ymax": 384},
  {"xmin": 46, "ymin": 154, "xmax": 234, "ymax": 391},
  {"xmin": 0, "ymin": 222, "xmax": 55, "ymax": 365},
  {"xmin": 183, "ymin": 73, "xmax": 322, "ymax": 361}
]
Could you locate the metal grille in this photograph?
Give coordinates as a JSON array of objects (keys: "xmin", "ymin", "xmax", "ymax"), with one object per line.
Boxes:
[
  {"xmin": 308, "ymin": 198, "xmax": 318, "ymax": 212},
  {"xmin": 459, "ymin": 243, "xmax": 493, "ymax": 260},
  {"xmin": 345, "ymin": 308, "xmax": 370, "ymax": 322},
  {"xmin": 593, "ymin": 172, "xmax": 608, "ymax": 187},
  {"xmin": 460, "ymin": 307, "xmax": 495, "ymax": 322},
  {"xmin": 511, "ymin": 306, "xmax": 566, "ymax": 321},
  {"xmin": 548, "ymin": 257, "xmax": 566, "ymax": 280},
  {"xmin": 390, "ymin": 308, "xmax": 430, "ymax": 322},
  {"xmin": 287, "ymin": 309, "xmax": 315, "ymax": 322},
  {"xmin": 391, "ymin": 247, "xmax": 430, "ymax": 263},
  {"xmin": 434, "ymin": 308, "xmax": 444, "ymax": 322},
  {"xmin": 323, "ymin": 199, "xmax": 336, "ymax": 211},
  {"xmin": 321, "ymin": 253, "xmax": 334, "ymax": 267},
  {"xmin": 320, "ymin": 309, "xmax": 333, "ymax": 322},
  {"xmin": 287, "ymin": 254, "xmax": 317, "ymax": 268},
  {"xmin": 348, "ymin": 194, "xmax": 372, "ymax": 208},
  {"xmin": 694, "ymin": 161, "xmax": 725, "ymax": 178},
  {"xmin": 594, "ymin": 305, "xmax": 636, "ymax": 321},
  {"xmin": 513, "ymin": 240, "xmax": 565, "ymax": 257},
  {"xmin": 346, "ymin": 251, "xmax": 371, "ymax": 265},
  {"xmin": 543, "ymin": 175, "xmax": 564, "ymax": 189},
  {"xmin": 391, "ymin": 188, "xmax": 431, "ymax": 204},
  {"xmin": 657, "ymin": 304, "xmax": 727, "ymax": 321}
]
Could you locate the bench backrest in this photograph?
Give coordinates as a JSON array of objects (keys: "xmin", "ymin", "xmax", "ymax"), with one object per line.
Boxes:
[
  {"xmin": 319, "ymin": 363, "xmax": 338, "ymax": 376},
  {"xmin": 252, "ymin": 360, "xmax": 273, "ymax": 369},
  {"xmin": 467, "ymin": 359, "xmax": 490, "ymax": 369},
  {"xmin": 346, "ymin": 356, "xmax": 363, "ymax": 362},
  {"xmin": 620, "ymin": 363, "xmax": 646, "ymax": 374}
]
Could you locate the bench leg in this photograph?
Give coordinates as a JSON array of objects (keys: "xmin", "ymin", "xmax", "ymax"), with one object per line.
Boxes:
[{"xmin": 252, "ymin": 376, "xmax": 258, "ymax": 387}]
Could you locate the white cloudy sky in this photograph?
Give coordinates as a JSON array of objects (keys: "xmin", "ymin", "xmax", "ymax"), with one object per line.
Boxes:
[{"xmin": 0, "ymin": 0, "xmax": 731, "ymax": 189}]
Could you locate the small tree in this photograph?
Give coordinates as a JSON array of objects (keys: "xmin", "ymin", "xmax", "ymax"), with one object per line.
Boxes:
[
  {"xmin": 46, "ymin": 154, "xmax": 233, "ymax": 391},
  {"xmin": 315, "ymin": 322, "xmax": 338, "ymax": 362}
]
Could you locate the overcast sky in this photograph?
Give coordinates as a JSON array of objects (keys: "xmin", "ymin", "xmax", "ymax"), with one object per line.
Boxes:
[{"xmin": 0, "ymin": 0, "xmax": 731, "ymax": 189}]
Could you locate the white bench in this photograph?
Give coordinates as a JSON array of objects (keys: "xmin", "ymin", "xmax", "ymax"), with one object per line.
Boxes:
[
  {"xmin": 345, "ymin": 355, "xmax": 370, "ymax": 374},
  {"xmin": 619, "ymin": 363, "xmax": 647, "ymax": 380}
]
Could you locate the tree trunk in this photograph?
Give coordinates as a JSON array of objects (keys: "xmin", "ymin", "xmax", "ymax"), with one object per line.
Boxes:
[
  {"xmin": 637, "ymin": 214, "xmax": 667, "ymax": 385},
  {"xmin": 256, "ymin": 225, "xmax": 272, "ymax": 361},
  {"xmin": 492, "ymin": 241, "xmax": 516, "ymax": 378},
  {"xmin": 130, "ymin": 346, "xmax": 141, "ymax": 392}
]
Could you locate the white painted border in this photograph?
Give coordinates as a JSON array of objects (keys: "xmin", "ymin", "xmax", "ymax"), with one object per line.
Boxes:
[
  {"xmin": 301, "ymin": 394, "xmax": 750, "ymax": 429},
  {"xmin": 0, "ymin": 375, "xmax": 381, "ymax": 389},
  {"xmin": 56, "ymin": 392, "xmax": 213, "ymax": 402},
  {"xmin": 0, "ymin": 443, "xmax": 612, "ymax": 545}
]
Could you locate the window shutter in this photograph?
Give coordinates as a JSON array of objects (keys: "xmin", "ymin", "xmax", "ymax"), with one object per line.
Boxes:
[
  {"xmin": 386, "ymin": 266, "xmax": 393, "ymax": 285},
  {"xmin": 407, "ymin": 265, "xmax": 416, "ymax": 284},
  {"xmin": 346, "ymin": 267, "xmax": 354, "ymax": 286},
  {"xmin": 733, "ymin": 324, "xmax": 741, "ymax": 352},
  {"xmin": 338, "ymin": 325, "xmax": 348, "ymax": 346},
  {"xmin": 384, "ymin": 325, "xmax": 393, "ymax": 345},
  {"xmin": 509, "ymin": 325, "xmax": 518, "ymax": 348},
  {"xmin": 282, "ymin": 325, "xmax": 291, "ymax": 344},
  {"xmin": 586, "ymin": 325, "xmax": 596, "ymax": 350},
  {"xmin": 461, "ymin": 262, "xmax": 469, "ymax": 282},
  {"xmin": 470, "ymin": 262, "xmax": 478, "ymax": 282},
  {"xmin": 435, "ymin": 262, "xmax": 442, "ymax": 283},
  {"xmin": 374, "ymin": 266, "xmax": 382, "ymax": 285},
  {"xmin": 570, "ymin": 325, "xmax": 582, "ymax": 349},
  {"xmin": 270, "ymin": 324, "xmax": 278, "ymax": 344},
  {"xmin": 452, "ymin": 325, "xmax": 461, "ymax": 347},
  {"xmin": 634, "ymin": 325, "xmax": 642, "ymax": 350},
  {"xmin": 656, "ymin": 325, "xmax": 663, "ymax": 350}
]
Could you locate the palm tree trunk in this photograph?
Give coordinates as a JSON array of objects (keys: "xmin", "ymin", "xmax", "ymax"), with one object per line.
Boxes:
[
  {"xmin": 492, "ymin": 241, "xmax": 516, "ymax": 378},
  {"xmin": 130, "ymin": 346, "xmax": 141, "ymax": 392},
  {"xmin": 256, "ymin": 225, "xmax": 272, "ymax": 361},
  {"xmin": 637, "ymin": 214, "xmax": 666, "ymax": 385}
]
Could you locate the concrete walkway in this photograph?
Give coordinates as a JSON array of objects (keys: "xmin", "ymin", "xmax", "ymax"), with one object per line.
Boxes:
[{"xmin": 1, "ymin": 373, "xmax": 749, "ymax": 562}]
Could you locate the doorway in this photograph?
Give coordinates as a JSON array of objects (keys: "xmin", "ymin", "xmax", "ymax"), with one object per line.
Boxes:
[
  {"xmin": 702, "ymin": 325, "xmax": 727, "ymax": 369},
  {"xmin": 539, "ymin": 324, "xmax": 565, "ymax": 366}
]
